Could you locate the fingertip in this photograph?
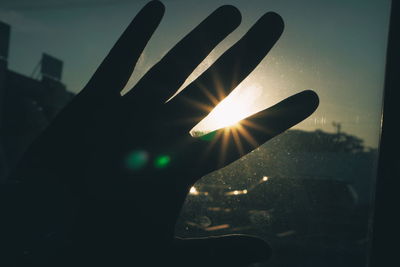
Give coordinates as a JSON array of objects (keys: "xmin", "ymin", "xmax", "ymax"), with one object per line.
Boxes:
[
  {"xmin": 216, "ymin": 5, "xmax": 242, "ymax": 28},
  {"xmin": 302, "ymin": 89, "xmax": 320, "ymax": 111},
  {"xmin": 144, "ymin": 0, "xmax": 166, "ymax": 17},
  {"xmin": 260, "ymin": 11, "xmax": 285, "ymax": 37}
]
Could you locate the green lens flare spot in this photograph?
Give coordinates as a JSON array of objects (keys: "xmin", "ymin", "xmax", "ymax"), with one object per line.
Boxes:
[
  {"xmin": 125, "ymin": 150, "xmax": 149, "ymax": 171},
  {"xmin": 154, "ymin": 155, "xmax": 171, "ymax": 169},
  {"xmin": 199, "ymin": 130, "xmax": 217, "ymax": 141}
]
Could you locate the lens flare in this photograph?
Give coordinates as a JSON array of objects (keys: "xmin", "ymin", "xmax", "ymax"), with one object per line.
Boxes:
[
  {"xmin": 154, "ymin": 155, "xmax": 171, "ymax": 169},
  {"xmin": 125, "ymin": 150, "xmax": 149, "ymax": 170}
]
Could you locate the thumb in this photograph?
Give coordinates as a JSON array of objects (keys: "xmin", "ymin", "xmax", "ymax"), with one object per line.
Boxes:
[{"xmin": 169, "ymin": 235, "xmax": 271, "ymax": 267}]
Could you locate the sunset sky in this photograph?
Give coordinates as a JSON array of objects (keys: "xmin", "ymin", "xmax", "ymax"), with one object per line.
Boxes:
[{"xmin": 0, "ymin": 0, "xmax": 392, "ymax": 147}]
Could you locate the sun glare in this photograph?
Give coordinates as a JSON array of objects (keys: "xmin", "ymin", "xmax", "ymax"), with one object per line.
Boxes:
[
  {"xmin": 209, "ymin": 98, "xmax": 248, "ymax": 128},
  {"xmin": 185, "ymin": 81, "xmax": 275, "ymax": 165},
  {"xmin": 192, "ymin": 84, "xmax": 263, "ymax": 135}
]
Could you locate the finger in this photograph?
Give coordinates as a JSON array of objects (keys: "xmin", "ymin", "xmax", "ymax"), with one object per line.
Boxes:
[
  {"xmin": 82, "ymin": 0, "xmax": 165, "ymax": 98},
  {"xmin": 185, "ymin": 90, "xmax": 319, "ymax": 181},
  {"xmin": 125, "ymin": 5, "xmax": 242, "ymax": 103},
  {"xmin": 169, "ymin": 235, "xmax": 271, "ymax": 267},
  {"xmin": 171, "ymin": 12, "xmax": 284, "ymax": 126}
]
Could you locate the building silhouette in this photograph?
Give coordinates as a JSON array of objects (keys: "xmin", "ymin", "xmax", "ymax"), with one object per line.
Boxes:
[{"xmin": 0, "ymin": 21, "xmax": 74, "ymax": 182}]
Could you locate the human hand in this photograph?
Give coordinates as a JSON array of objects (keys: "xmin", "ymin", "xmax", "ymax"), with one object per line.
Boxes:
[{"xmin": 5, "ymin": 1, "xmax": 318, "ymax": 266}]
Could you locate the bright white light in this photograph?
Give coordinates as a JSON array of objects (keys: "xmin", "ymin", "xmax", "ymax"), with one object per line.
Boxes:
[
  {"xmin": 262, "ymin": 176, "xmax": 269, "ymax": 181},
  {"xmin": 207, "ymin": 85, "xmax": 261, "ymax": 129},
  {"xmin": 209, "ymin": 101, "xmax": 246, "ymax": 129},
  {"xmin": 225, "ymin": 189, "xmax": 248, "ymax": 196},
  {"xmin": 192, "ymin": 84, "xmax": 263, "ymax": 134},
  {"xmin": 189, "ymin": 186, "xmax": 198, "ymax": 195}
]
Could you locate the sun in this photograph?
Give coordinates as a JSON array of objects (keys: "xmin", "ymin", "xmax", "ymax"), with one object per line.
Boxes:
[
  {"xmin": 191, "ymin": 84, "xmax": 263, "ymax": 135},
  {"xmin": 207, "ymin": 96, "xmax": 247, "ymax": 129},
  {"xmin": 185, "ymin": 82, "xmax": 271, "ymax": 165}
]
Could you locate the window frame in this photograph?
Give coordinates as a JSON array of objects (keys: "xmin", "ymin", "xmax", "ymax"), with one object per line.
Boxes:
[{"xmin": 369, "ymin": 1, "xmax": 400, "ymax": 266}]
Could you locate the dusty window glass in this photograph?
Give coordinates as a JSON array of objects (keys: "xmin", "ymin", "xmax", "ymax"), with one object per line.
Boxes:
[{"xmin": 0, "ymin": 0, "xmax": 391, "ymax": 266}]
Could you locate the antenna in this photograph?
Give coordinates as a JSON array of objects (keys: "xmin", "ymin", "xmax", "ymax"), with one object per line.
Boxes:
[{"xmin": 30, "ymin": 58, "xmax": 41, "ymax": 79}]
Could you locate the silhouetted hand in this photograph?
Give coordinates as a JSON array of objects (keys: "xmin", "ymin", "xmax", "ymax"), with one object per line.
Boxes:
[{"xmin": 2, "ymin": 1, "xmax": 318, "ymax": 266}]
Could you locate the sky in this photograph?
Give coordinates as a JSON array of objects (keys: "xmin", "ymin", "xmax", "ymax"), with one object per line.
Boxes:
[{"xmin": 0, "ymin": 0, "xmax": 392, "ymax": 148}]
